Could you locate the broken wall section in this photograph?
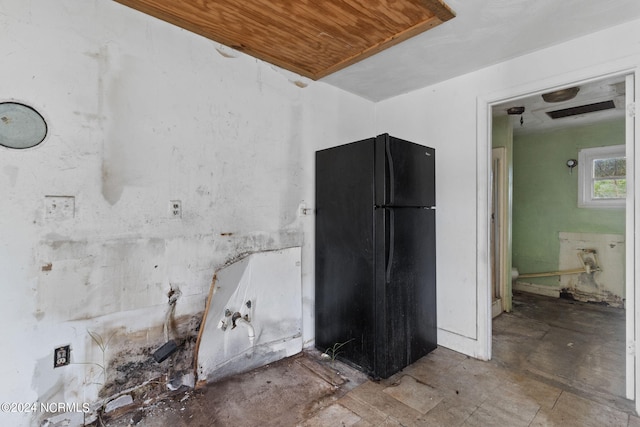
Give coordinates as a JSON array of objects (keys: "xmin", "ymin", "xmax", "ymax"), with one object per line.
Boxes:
[
  {"xmin": 197, "ymin": 247, "xmax": 302, "ymax": 383},
  {"xmin": 558, "ymin": 232, "xmax": 625, "ymax": 307}
]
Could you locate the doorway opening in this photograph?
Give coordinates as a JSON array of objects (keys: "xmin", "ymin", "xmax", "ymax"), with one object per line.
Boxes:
[{"xmin": 488, "ymin": 72, "xmax": 634, "ymax": 403}]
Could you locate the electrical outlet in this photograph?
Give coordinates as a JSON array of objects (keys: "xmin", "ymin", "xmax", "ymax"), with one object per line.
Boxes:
[
  {"xmin": 45, "ymin": 196, "xmax": 75, "ymax": 220},
  {"xmin": 54, "ymin": 345, "xmax": 70, "ymax": 368},
  {"xmin": 298, "ymin": 202, "xmax": 313, "ymax": 216},
  {"xmin": 170, "ymin": 200, "xmax": 182, "ymax": 219}
]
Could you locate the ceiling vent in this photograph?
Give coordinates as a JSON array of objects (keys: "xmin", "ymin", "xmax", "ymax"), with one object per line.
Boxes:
[{"xmin": 546, "ymin": 100, "xmax": 616, "ymax": 119}]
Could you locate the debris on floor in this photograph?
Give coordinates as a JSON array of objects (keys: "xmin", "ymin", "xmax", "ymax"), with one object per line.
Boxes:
[
  {"xmin": 93, "ymin": 292, "xmax": 638, "ymax": 426},
  {"xmin": 94, "ymin": 350, "xmax": 367, "ymax": 426}
]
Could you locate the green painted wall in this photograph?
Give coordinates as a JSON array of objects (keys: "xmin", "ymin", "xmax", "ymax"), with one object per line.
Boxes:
[
  {"xmin": 512, "ymin": 118, "xmax": 625, "ymax": 287},
  {"xmin": 492, "ymin": 115, "xmax": 513, "ymax": 150}
]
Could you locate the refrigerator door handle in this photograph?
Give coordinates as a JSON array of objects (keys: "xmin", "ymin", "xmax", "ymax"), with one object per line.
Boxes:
[
  {"xmin": 385, "ymin": 139, "xmax": 395, "ymax": 204},
  {"xmin": 386, "ymin": 208, "xmax": 395, "ymax": 283}
]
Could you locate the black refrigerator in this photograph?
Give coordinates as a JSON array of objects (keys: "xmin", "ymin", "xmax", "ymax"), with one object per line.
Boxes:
[{"xmin": 315, "ymin": 133, "xmax": 436, "ymax": 379}]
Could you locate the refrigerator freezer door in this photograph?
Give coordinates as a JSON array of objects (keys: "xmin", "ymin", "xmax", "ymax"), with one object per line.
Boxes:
[
  {"xmin": 375, "ymin": 134, "xmax": 435, "ymax": 207},
  {"xmin": 374, "ymin": 207, "xmax": 436, "ymax": 378}
]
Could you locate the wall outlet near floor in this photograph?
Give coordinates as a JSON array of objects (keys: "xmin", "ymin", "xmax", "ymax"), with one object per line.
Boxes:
[
  {"xmin": 170, "ymin": 200, "xmax": 182, "ymax": 219},
  {"xmin": 54, "ymin": 345, "xmax": 70, "ymax": 368},
  {"xmin": 45, "ymin": 196, "xmax": 75, "ymax": 220}
]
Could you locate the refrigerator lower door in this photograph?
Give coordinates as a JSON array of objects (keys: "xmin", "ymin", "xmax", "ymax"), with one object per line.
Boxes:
[
  {"xmin": 374, "ymin": 207, "xmax": 436, "ymax": 378},
  {"xmin": 315, "ymin": 141, "xmax": 377, "ymax": 374}
]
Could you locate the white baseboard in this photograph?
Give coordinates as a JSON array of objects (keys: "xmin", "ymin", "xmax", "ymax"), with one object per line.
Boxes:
[
  {"xmin": 437, "ymin": 328, "xmax": 489, "ymax": 361},
  {"xmin": 513, "ymin": 281, "xmax": 559, "ymax": 298}
]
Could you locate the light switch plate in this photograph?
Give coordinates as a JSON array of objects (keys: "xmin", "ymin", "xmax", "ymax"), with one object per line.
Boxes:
[{"xmin": 45, "ymin": 196, "xmax": 75, "ymax": 220}]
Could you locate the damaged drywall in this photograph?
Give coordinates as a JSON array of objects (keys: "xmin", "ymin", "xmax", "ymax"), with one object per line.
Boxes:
[
  {"xmin": 196, "ymin": 247, "xmax": 303, "ymax": 383},
  {"xmin": 514, "ymin": 232, "xmax": 626, "ymax": 307},
  {"xmin": 34, "ymin": 231, "xmax": 303, "ymax": 323},
  {"xmin": 34, "ymin": 243, "xmax": 305, "ymax": 426},
  {"xmin": 97, "ymin": 314, "xmax": 200, "ymax": 399},
  {"xmin": 32, "ymin": 231, "xmax": 304, "ymax": 423},
  {"xmin": 559, "ymin": 232, "xmax": 625, "ymax": 307}
]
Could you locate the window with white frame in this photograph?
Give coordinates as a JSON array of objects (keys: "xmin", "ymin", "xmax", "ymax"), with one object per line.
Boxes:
[{"xmin": 578, "ymin": 145, "xmax": 626, "ymax": 208}]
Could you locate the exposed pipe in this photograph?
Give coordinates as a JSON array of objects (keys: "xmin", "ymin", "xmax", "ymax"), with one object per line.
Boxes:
[
  {"xmin": 153, "ymin": 288, "xmax": 180, "ymax": 363},
  {"xmin": 163, "ymin": 300, "xmax": 176, "ymax": 343},
  {"xmin": 517, "ymin": 267, "xmax": 592, "ymax": 279},
  {"xmin": 516, "ymin": 248, "xmax": 601, "ymax": 279},
  {"xmin": 234, "ymin": 317, "xmax": 255, "ymax": 346}
]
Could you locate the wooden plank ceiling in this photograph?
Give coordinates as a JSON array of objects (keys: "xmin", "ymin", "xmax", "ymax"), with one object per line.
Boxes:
[{"xmin": 113, "ymin": 0, "xmax": 455, "ymax": 80}]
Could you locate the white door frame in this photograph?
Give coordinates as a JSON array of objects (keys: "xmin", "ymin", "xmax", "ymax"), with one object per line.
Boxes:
[
  {"xmin": 477, "ymin": 66, "xmax": 638, "ymax": 409},
  {"xmin": 626, "ymin": 73, "xmax": 637, "ymax": 401},
  {"xmin": 491, "ymin": 147, "xmax": 508, "ymax": 317}
]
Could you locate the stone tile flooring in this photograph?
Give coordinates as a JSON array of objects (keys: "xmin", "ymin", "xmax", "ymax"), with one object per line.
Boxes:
[{"xmin": 103, "ymin": 292, "xmax": 638, "ymax": 426}]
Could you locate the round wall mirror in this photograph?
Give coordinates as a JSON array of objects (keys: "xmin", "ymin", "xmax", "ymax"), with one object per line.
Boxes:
[{"xmin": 0, "ymin": 102, "xmax": 48, "ymax": 149}]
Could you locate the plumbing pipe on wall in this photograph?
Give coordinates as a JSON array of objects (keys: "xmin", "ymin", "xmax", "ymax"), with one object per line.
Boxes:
[
  {"xmin": 234, "ymin": 318, "xmax": 255, "ymax": 345},
  {"xmin": 517, "ymin": 267, "xmax": 591, "ymax": 279},
  {"xmin": 515, "ymin": 248, "xmax": 601, "ymax": 279}
]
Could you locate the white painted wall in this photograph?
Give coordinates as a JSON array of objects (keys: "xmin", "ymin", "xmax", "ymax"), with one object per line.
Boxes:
[
  {"xmin": 0, "ymin": 1, "xmax": 374, "ymax": 425},
  {"xmin": 4, "ymin": 0, "xmax": 640, "ymax": 424},
  {"xmin": 374, "ymin": 19, "xmax": 640, "ymax": 359}
]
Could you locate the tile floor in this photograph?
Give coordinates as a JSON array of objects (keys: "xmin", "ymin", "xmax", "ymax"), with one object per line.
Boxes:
[{"xmin": 103, "ymin": 292, "xmax": 638, "ymax": 426}]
